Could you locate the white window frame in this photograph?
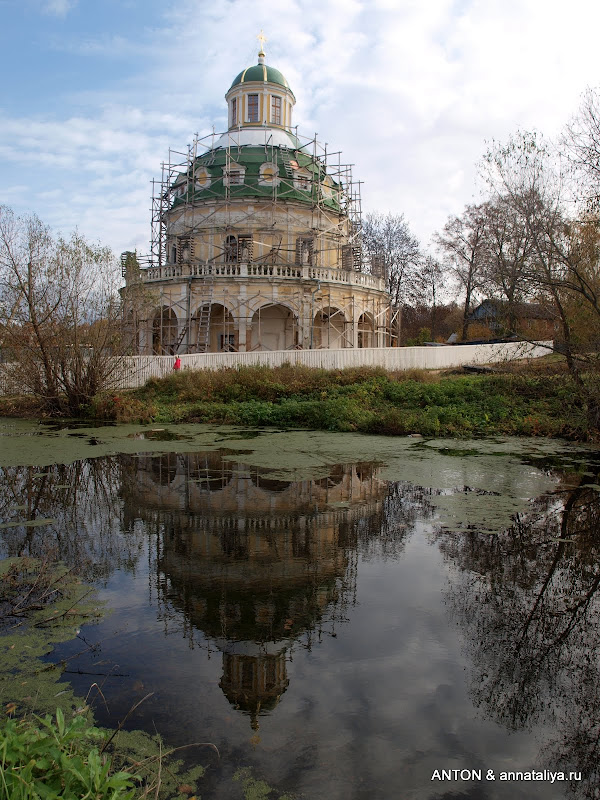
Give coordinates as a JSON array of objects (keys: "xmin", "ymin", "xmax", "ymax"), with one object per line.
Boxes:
[
  {"xmin": 223, "ymin": 162, "xmax": 246, "ymax": 186},
  {"xmin": 294, "ymin": 170, "xmax": 311, "ymax": 191},
  {"xmin": 271, "ymin": 95, "xmax": 282, "ymax": 125}
]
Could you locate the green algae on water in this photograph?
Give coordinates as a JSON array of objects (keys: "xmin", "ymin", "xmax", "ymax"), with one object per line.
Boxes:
[
  {"xmin": 0, "ymin": 557, "xmax": 104, "ymax": 717},
  {"xmin": 233, "ymin": 767, "xmax": 296, "ymax": 800}
]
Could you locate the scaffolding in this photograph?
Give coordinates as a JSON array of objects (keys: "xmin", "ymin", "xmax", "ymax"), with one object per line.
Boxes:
[
  {"xmin": 133, "ymin": 128, "xmax": 398, "ymax": 355},
  {"xmin": 150, "ymin": 130, "xmax": 363, "ymax": 268}
]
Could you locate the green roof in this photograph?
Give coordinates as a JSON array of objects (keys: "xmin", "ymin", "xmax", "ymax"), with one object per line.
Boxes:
[{"xmin": 229, "ymin": 63, "xmax": 293, "ymax": 95}]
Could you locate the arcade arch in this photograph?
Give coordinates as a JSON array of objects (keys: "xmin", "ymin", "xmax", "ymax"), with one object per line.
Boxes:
[
  {"xmin": 191, "ymin": 303, "xmax": 236, "ymax": 352},
  {"xmin": 152, "ymin": 306, "xmax": 178, "ymax": 355},
  {"xmin": 313, "ymin": 306, "xmax": 347, "ymax": 349},
  {"xmin": 358, "ymin": 312, "xmax": 375, "ymax": 348},
  {"xmin": 249, "ymin": 303, "xmax": 298, "ymax": 351}
]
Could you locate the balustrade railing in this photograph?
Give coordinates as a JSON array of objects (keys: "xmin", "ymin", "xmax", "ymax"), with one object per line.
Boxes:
[{"xmin": 142, "ymin": 261, "xmax": 386, "ymax": 290}]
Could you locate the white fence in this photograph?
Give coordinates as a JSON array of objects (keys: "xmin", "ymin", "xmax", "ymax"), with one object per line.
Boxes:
[
  {"xmin": 113, "ymin": 341, "xmax": 552, "ymax": 389},
  {"xmin": 0, "ymin": 341, "xmax": 553, "ymax": 394}
]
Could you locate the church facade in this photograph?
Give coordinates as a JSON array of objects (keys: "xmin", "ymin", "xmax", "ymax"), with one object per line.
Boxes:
[{"xmin": 123, "ymin": 44, "xmax": 398, "ymax": 354}]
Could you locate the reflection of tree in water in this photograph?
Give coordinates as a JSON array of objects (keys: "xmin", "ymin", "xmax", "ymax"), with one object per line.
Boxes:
[
  {"xmin": 0, "ymin": 459, "xmax": 145, "ymax": 581},
  {"xmin": 119, "ymin": 450, "xmax": 433, "ymax": 729},
  {"xmin": 356, "ymin": 479, "xmax": 438, "ymax": 562},
  {"xmin": 433, "ymin": 469, "xmax": 600, "ymax": 799}
]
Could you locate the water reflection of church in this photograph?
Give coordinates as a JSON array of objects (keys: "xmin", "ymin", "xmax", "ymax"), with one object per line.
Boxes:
[{"xmin": 121, "ymin": 451, "xmax": 388, "ymax": 728}]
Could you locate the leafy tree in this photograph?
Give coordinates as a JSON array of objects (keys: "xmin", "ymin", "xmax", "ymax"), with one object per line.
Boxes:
[{"xmin": 0, "ymin": 206, "xmax": 123, "ymax": 414}]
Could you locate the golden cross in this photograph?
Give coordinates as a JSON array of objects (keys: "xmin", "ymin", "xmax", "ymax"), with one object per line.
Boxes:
[{"xmin": 257, "ymin": 30, "xmax": 267, "ymax": 54}]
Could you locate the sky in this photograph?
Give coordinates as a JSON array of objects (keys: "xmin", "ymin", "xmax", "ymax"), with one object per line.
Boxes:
[{"xmin": 1, "ymin": 0, "xmax": 600, "ymax": 261}]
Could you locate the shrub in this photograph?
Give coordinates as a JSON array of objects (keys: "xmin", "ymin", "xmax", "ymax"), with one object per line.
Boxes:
[
  {"xmin": 0, "ymin": 709, "xmax": 137, "ymax": 800},
  {"xmin": 89, "ymin": 393, "xmax": 156, "ymax": 423}
]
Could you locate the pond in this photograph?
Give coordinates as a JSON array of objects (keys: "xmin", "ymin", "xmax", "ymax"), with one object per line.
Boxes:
[{"xmin": 1, "ymin": 419, "xmax": 600, "ymax": 799}]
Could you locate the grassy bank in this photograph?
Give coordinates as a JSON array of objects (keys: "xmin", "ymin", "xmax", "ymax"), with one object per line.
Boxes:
[
  {"xmin": 84, "ymin": 361, "xmax": 598, "ymax": 441},
  {"xmin": 1, "ymin": 360, "xmax": 596, "ymax": 441}
]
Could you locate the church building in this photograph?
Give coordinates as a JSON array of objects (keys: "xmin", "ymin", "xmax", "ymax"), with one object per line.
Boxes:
[{"xmin": 123, "ymin": 41, "xmax": 398, "ymax": 354}]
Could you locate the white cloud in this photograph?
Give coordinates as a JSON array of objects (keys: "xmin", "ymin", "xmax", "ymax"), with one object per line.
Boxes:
[
  {"xmin": 43, "ymin": 0, "xmax": 77, "ymax": 16},
  {"xmin": 4, "ymin": 0, "xmax": 600, "ymax": 256}
]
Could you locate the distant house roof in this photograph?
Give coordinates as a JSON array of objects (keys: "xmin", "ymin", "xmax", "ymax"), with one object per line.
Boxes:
[{"xmin": 469, "ymin": 298, "xmax": 555, "ymax": 322}]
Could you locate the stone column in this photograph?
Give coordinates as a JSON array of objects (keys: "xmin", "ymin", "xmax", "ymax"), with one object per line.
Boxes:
[
  {"xmin": 238, "ymin": 318, "xmax": 247, "ymax": 352},
  {"xmin": 301, "ymin": 291, "xmax": 313, "ymax": 349},
  {"xmin": 237, "ymin": 286, "xmax": 248, "ymax": 352}
]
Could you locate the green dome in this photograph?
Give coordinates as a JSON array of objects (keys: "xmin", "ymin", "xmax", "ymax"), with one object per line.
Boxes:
[
  {"xmin": 171, "ymin": 146, "xmax": 341, "ymax": 212},
  {"xmin": 229, "ymin": 63, "xmax": 293, "ymax": 94}
]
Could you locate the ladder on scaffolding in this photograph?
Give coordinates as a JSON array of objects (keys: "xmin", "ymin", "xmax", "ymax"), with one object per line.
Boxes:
[
  {"xmin": 173, "ymin": 323, "xmax": 187, "ymax": 354},
  {"xmin": 171, "ymin": 279, "xmax": 214, "ymax": 354},
  {"xmin": 195, "ymin": 280, "xmax": 214, "ymax": 353},
  {"xmin": 280, "ymin": 149, "xmax": 296, "ymax": 180}
]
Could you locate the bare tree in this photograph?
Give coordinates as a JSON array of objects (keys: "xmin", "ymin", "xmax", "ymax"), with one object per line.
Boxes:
[
  {"xmin": 482, "ymin": 131, "xmax": 600, "ymax": 401},
  {"xmin": 0, "ymin": 206, "xmax": 123, "ymax": 414},
  {"xmin": 410, "ymin": 255, "xmax": 446, "ymax": 340},
  {"xmin": 362, "ymin": 212, "xmax": 421, "ymax": 306},
  {"xmin": 563, "ymin": 86, "xmax": 600, "ymax": 209},
  {"xmin": 481, "ymin": 195, "xmax": 537, "ymax": 332},
  {"xmin": 433, "ymin": 203, "xmax": 489, "ymax": 340}
]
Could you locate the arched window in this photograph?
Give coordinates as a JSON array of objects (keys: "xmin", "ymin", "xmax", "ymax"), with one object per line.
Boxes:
[{"xmin": 152, "ymin": 306, "xmax": 179, "ymax": 355}]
